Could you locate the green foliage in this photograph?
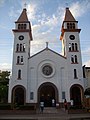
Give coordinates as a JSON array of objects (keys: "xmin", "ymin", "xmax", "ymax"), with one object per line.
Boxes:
[
  {"xmin": 0, "ymin": 71, "xmax": 10, "ymax": 103},
  {"xmin": 0, "ymin": 85, "xmax": 8, "ymax": 103},
  {"xmin": 0, "ymin": 71, "xmax": 10, "ymax": 84}
]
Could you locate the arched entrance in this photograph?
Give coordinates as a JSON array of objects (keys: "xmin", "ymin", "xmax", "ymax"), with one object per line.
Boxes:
[
  {"xmin": 38, "ymin": 82, "xmax": 58, "ymax": 107},
  {"xmin": 12, "ymin": 85, "xmax": 26, "ymax": 105},
  {"xmin": 70, "ymin": 84, "xmax": 84, "ymax": 107},
  {"xmin": 84, "ymin": 88, "xmax": 90, "ymax": 96}
]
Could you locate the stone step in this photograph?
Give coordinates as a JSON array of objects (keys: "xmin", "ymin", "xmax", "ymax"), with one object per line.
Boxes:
[
  {"xmin": 39, "ymin": 107, "xmax": 58, "ymax": 113},
  {"xmin": 37, "ymin": 107, "xmax": 67, "ymax": 114}
]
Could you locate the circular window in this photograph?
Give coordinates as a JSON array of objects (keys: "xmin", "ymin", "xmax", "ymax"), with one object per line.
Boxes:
[
  {"xmin": 69, "ymin": 35, "xmax": 75, "ymax": 40},
  {"xmin": 18, "ymin": 35, "xmax": 24, "ymax": 40},
  {"xmin": 42, "ymin": 65, "xmax": 53, "ymax": 76}
]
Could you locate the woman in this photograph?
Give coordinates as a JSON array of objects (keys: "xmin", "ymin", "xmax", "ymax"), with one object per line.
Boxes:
[{"xmin": 64, "ymin": 99, "xmax": 68, "ymax": 111}]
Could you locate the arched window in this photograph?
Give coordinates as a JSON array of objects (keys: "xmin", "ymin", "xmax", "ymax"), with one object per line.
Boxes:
[
  {"xmin": 16, "ymin": 44, "xmax": 19, "ymax": 51},
  {"xmin": 74, "ymin": 69, "xmax": 78, "ymax": 79},
  {"xmin": 69, "ymin": 43, "xmax": 71, "ymax": 51},
  {"xmin": 23, "ymin": 43, "xmax": 25, "ymax": 52},
  {"xmin": 21, "ymin": 24, "xmax": 23, "ymax": 29},
  {"xmin": 18, "ymin": 24, "xmax": 21, "ymax": 29},
  {"xmin": 18, "ymin": 69, "xmax": 21, "ymax": 79},
  {"xmin": 72, "ymin": 43, "xmax": 74, "ymax": 51},
  {"xmin": 17, "ymin": 56, "xmax": 20, "ymax": 64},
  {"xmin": 21, "ymin": 56, "xmax": 23, "ymax": 63},
  {"xmin": 70, "ymin": 23, "xmax": 72, "ymax": 29},
  {"xmin": 67, "ymin": 23, "xmax": 70, "ymax": 29},
  {"xmin": 67, "ymin": 23, "xmax": 75, "ymax": 29},
  {"xmin": 24, "ymin": 24, "xmax": 27, "ymax": 29},
  {"xmin": 73, "ymin": 23, "xmax": 75, "ymax": 29},
  {"xmin": 18, "ymin": 24, "xmax": 27, "ymax": 29},
  {"xmin": 71, "ymin": 55, "xmax": 74, "ymax": 63},
  {"xmin": 75, "ymin": 43, "xmax": 78, "ymax": 51},
  {"xmin": 20, "ymin": 44, "xmax": 22, "ymax": 51},
  {"xmin": 75, "ymin": 55, "xmax": 78, "ymax": 63}
]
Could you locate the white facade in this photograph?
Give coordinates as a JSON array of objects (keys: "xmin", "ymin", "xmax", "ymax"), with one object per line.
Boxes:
[{"xmin": 8, "ymin": 8, "xmax": 85, "ymax": 107}]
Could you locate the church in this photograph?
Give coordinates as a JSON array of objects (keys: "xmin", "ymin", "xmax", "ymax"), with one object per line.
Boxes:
[{"xmin": 8, "ymin": 7, "xmax": 85, "ymax": 108}]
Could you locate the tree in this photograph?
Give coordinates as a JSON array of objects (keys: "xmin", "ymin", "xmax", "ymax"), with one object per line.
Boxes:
[{"xmin": 0, "ymin": 71, "xmax": 10, "ymax": 103}]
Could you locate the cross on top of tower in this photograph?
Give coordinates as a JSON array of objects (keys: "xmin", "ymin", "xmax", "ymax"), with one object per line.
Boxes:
[
  {"xmin": 46, "ymin": 42, "xmax": 49, "ymax": 48},
  {"xmin": 23, "ymin": 0, "xmax": 27, "ymax": 8},
  {"xmin": 24, "ymin": 3, "xmax": 27, "ymax": 8},
  {"xmin": 65, "ymin": 2, "xmax": 69, "ymax": 8}
]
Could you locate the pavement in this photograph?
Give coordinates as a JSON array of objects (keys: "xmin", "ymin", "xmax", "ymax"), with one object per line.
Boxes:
[{"xmin": 0, "ymin": 108, "xmax": 90, "ymax": 120}]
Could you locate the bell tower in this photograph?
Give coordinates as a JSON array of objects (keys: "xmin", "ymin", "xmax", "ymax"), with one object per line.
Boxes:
[
  {"xmin": 60, "ymin": 7, "xmax": 81, "ymax": 57},
  {"xmin": 8, "ymin": 8, "xmax": 33, "ymax": 103},
  {"xmin": 60, "ymin": 8, "xmax": 84, "ymax": 101}
]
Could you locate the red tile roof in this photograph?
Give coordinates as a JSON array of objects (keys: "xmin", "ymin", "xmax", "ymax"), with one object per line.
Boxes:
[
  {"xmin": 64, "ymin": 8, "xmax": 76, "ymax": 22},
  {"xmin": 17, "ymin": 8, "xmax": 28, "ymax": 22}
]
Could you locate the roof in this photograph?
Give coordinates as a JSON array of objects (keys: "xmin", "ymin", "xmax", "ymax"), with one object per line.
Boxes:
[
  {"xmin": 30, "ymin": 47, "xmax": 66, "ymax": 59},
  {"xmin": 64, "ymin": 8, "xmax": 76, "ymax": 22},
  {"xmin": 16, "ymin": 8, "xmax": 28, "ymax": 22},
  {"xmin": 85, "ymin": 67, "xmax": 90, "ymax": 69},
  {"xmin": 60, "ymin": 8, "xmax": 79, "ymax": 40},
  {"xmin": 14, "ymin": 8, "xmax": 33, "ymax": 40}
]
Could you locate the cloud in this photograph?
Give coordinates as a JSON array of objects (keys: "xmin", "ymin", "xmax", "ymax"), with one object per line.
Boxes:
[
  {"xmin": 27, "ymin": 3, "xmax": 37, "ymax": 20},
  {"xmin": 82, "ymin": 47, "xmax": 90, "ymax": 67},
  {"xmin": 56, "ymin": 6, "xmax": 65, "ymax": 22},
  {"xmin": 30, "ymin": 0, "xmax": 90, "ymax": 56},
  {"xmin": 8, "ymin": 0, "xmax": 90, "ymax": 60},
  {"xmin": 9, "ymin": 7, "xmax": 16, "ymax": 17},
  {"xmin": 9, "ymin": 6, "xmax": 21, "ymax": 21},
  {"xmin": 30, "ymin": 33, "xmax": 61, "ymax": 56},
  {"xmin": 32, "ymin": 24, "xmax": 41, "ymax": 34},
  {"xmin": 9, "ymin": 2, "xmax": 37, "ymax": 20},
  {"xmin": 28, "ymin": 0, "xmax": 90, "ymax": 34},
  {"xmin": 43, "ymin": 14, "xmax": 58, "ymax": 26},
  {"xmin": 0, "ymin": 0, "xmax": 5, "ymax": 7},
  {"xmin": 0, "ymin": 63, "xmax": 11, "ymax": 71},
  {"xmin": 31, "ymin": 41, "xmax": 45, "ymax": 55},
  {"xmin": 70, "ymin": 0, "xmax": 90, "ymax": 18},
  {"xmin": 32, "ymin": 13, "xmax": 58, "ymax": 29},
  {"xmin": 84, "ymin": 60, "xmax": 90, "ymax": 67},
  {"xmin": 28, "ymin": 2, "xmax": 64, "ymax": 56},
  {"xmin": 0, "ymin": 24, "xmax": 8, "ymax": 29},
  {"xmin": 31, "ymin": 4, "xmax": 64, "ymax": 34},
  {"xmin": 30, "ymin": 0, "xmax": 90, "ymax": 58},
  {"xmin": 82, "ymin": 48, "xmax": 90, "ymax": 56},
  {"xmin": 32, "ymin": 14, "xmax": 58, "ymax": 40}
]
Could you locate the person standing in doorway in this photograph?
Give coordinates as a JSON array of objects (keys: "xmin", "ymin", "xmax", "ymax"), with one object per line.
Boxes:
[
  {"xmin": 52, "ymin": 99, "xmax": 55, "ymax": 107},
  {"xmin": 64, "ymin": 99, "xmax": 68, "ymax": 111},
  {"xmin": 40, "ymin": 101, "xmax": 44, "ymax": 113}
]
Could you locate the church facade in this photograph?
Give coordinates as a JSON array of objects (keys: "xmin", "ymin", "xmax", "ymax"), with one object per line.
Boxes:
[{"xmin": 8, "ymin": 7, "xmax": 85, "ymax": 107}]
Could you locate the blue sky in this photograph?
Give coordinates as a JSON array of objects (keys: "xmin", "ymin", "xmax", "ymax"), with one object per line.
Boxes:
[{"xmin": 0, "ymin": 0, "xmax": 90, "ymax": 71}]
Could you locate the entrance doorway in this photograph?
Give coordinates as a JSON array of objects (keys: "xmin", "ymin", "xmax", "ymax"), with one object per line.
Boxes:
[
  {"xmin": 70, "ymin": 84, "xmax": 84, "ymax": 107},
  {"xmin": 12, "ymin": 85, "xmax": 26, "ymax": 105},
  {"xmin": 38, "ymin": 82, "xmax": 58, "ymax": 107}
]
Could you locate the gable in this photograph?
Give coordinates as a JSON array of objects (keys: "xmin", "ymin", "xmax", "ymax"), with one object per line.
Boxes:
[
  {"xmin": 30, "ymin": 48, "xmax": 66, "ymax": 60},
  {"xmin": 29, "ymin": 48, "xmax": 67, "ymax": 68}
]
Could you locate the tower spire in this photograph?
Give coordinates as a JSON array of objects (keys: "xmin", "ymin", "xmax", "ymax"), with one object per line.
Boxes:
[
  {"xmin": 16, "ymin": 8, "xmax": 28, "ymax": 22},
  {"xmin": 13, "ymin": 7, "xmax": 33, "ymax": 41},
  {"xmin": 60, "ymin": 8, "xmax": 81, "ymax": 40},
  {"xmin": 64, "ymin": 7, "xmax": 76, "ymax": 22}
]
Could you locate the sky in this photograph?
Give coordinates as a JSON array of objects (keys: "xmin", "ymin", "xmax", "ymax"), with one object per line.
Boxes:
[{"xmin": 0, "ymin": 0, "xmax": 90, "ymax": 71}]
